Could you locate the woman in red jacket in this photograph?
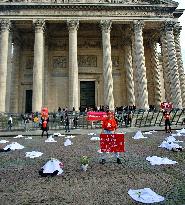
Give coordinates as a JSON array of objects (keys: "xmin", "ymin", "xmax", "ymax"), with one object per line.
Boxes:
[{"xmin": 101, "ymin": 111, "xmax": 121, "ymax": 164}]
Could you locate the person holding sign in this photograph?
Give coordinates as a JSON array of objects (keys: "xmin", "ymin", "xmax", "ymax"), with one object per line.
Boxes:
[{"xmin": 100, "ymin": 110, "xmax": 122, "ymax": 164}]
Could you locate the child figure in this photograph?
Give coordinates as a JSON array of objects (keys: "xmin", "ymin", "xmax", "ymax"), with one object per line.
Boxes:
[{"xmin": 164, "ymin": 111, "xmax": 172, "ymax": 133}]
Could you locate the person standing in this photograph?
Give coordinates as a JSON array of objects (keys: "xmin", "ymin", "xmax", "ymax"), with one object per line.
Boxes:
[
  {"xmin": 7, "ymin": 115, "xmax": 13, "ymax": 131},
  {"xmin": 164, "ymin": 111, "xmax": 172, "ymax": 133},
  {"xmin": 100, "ymin": 111, "xmax": 121, "ymax": 164},
  {"xmin": 64, "ymin": 112, "xmax": 70, "ymax": 132},
  {"xmin": 41, "ymin": 116, "xmax": 49, "ymax": 137}
]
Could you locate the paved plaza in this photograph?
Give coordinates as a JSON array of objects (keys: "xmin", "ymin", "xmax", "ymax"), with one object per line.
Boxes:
[{"xmin": 0, "ymin": 128, "xmax": 185, "ymax": 205}]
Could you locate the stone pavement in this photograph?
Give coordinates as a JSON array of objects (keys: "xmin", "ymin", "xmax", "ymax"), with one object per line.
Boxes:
[{"xmin": 0, "ymin": 125, "xmax": 183, "ymax": 137}]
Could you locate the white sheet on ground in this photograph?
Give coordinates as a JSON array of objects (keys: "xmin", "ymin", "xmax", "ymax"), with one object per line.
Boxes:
[
  {"xmin": 90, "ymin": 136, "xmax": 100, "ymax": 141},
  {"xmin": 88, "ymin": 133, "xmax": 97, "ymax": 136},
  {"xmin": 133, "ymin": 131, "xmax": 147, "ymax": 139},
  {"xmin": 26, "ymin": 151, "xmax": 43, "ymax": 158},
  {"xmin": 64, "ymin": 139, "xmax": 72, "ymax": 146},
  {"xmin": 25, "ymin": 137, "xmax": 32, "ymax": 140},
  {"xmin": 143, "ymin": 131, "xmax": 153, "ymax": 135},
  {"xmin": 42, "ymin": 159, "xmax": 63, "ymax": 175},
  {"xmin": 13, "ymin": 135, "xmax": 24, "ymax": 138},
  {"xmin": 65, "ymin": 135, "xmax": 76, "ymax": 139},
  {"xmin": 45, "ymin": 136, "xmax": 57, "ymax": 143},
  {"xmin": 146, "ymin": 156, "xmax": 177, "ymax": 165},
  {"xmin": 171, "ymin": 133, "xmax": 182, "ymax": 137},
  {"xmin": 165, "ymin": 136, "xmax": 183, "ymax": 143},
  {"xmin": 176, "ymin": 128, "xmax": 185, "ymax": 134},
  {"xmin": 0, "ymin": 140, "xmax": 9, "ymax": 143},
  {"xmin": 53, "ymin": 133, "xmax": 64, "ymax": 137},
  {"xmin": 128, "ymin": 188, "xmax": 165, "ymax": 204},
  {"xmin": 4, "ymin": 142, "xmax": 24, "ymax": 150},
  {"xmin": 159, "ymin": 141, "xmax": 182, "ymax": 150}
]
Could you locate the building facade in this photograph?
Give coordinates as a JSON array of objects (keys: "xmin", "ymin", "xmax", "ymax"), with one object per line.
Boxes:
[{"xmin": 0, "ymin": 0, "xmax": 184, "ymax": 113}]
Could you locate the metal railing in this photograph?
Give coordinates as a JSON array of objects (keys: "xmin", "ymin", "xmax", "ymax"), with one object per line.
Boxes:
[{"xmin": 0, "ymin": 109, "xmax": 185, "ymax": 131}]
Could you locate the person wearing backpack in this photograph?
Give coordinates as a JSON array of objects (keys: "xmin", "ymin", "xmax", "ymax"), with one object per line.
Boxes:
[{"xmin": 41, "ymin": 116, "xmax": 49, "ymax": 137}]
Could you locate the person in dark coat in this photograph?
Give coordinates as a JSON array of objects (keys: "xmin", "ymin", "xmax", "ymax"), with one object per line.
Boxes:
[
  {"xmin": 64, "ymin": 112, "xmax": 70, "ymax": 132},
  {"xmin": 41, "ymin": 116, "xmax": 49, "ymax": 137}
]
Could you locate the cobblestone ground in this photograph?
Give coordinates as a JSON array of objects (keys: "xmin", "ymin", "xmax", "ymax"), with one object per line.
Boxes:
[{"xmin": 0, "ymin": 130, "xmax": 185, "ymax": 205}]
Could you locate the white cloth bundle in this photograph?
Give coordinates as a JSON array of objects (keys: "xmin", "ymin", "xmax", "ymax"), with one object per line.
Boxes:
[
  {"xmin": 0, "ymin": 140, "xmax": 9, "ymax": 144},
  {"xmin": 42, "ymin": 159, "xmax": 63, "ymax": 175},
  {"xmin": 133, "ymin": 131, "xmax": 147, "ymax": 139},
  {"xmin": 25, "ymin": 137, "xmax": 32, "ymax": 140},
  {"xmin": 90, "ymin": 137, "xmax": 100, "ymax": 141},
  {"xmin": 13, "ymin": 135, "xmax": 24, "ymax": 138},
  {"xmin": 65, "ymin": 135, "xmax": 76, "ymax": 139},
  {"xmin": 146, "ymin": 156, "xmax": 177, "ymax": 165},
  {"xmin": 128, "ymin": 188, "xmax": 165, "ymax": 203},
  {"xmin": 45, "ymin": 136, "xmax": 57, "ymax": 143},
  {"xmin": 4, "ymin": 142, "xmax": 24, "ymax": 150},
  {"xmin": 64, "ymin": 139, "xmax": 73, "ymax": 146},
  {"xmin": 26, "ymin": 151, "xmax": 43, "ymax": 159},
  {"xmin": 159, "ymin": 141, "xmax": 182, "ymax": 151},
  {"xmin": 53, "ymin": 133, "xmax": 64, "ymax": 137}
]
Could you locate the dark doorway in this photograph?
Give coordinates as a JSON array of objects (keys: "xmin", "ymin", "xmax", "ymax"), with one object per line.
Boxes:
[
  {"xmin": 80, "ymin": 81, "xmax": 95, "ymax": 108},
  {"xmin": 25, "ymin": 90, "xmax": 32, "ymax": 113}
]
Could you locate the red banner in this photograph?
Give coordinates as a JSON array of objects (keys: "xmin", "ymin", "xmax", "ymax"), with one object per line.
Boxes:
[
  {"xmin": 160, "ymin": 102, "xmax": 173, "ymax": 111},
  {"xmin": 87, "ymin": 112, "xmax": 107, "ymax": 121},
  {"xmin": 100, "ymin": 134, "xmax": 124, "ymax": 153}
]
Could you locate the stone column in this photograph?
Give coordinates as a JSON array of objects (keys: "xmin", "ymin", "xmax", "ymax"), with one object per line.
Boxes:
[
  {"xmin": 0, "ymin": 19, "xmax": 11, "ymax": 112},
  {"xmin": 32, "ymin": 20, "xmax": 45, "ymax": 112},
  {"xmin": 133, "ymin": 20, "xmax": 149, "ymax": 110},
  {"xmin": 67, "ymin": 19, "xmax": 79, "ymax": 111},
  {"xmin": 174, "ymin": 23, "xmax": 185, "ymax": 108},
  {"xmin": 124, "ymin": 38, "xmax": 135, "ymax": 106},
  {"xmin": 160, "ymin": 31, "xmax": 172, "ymax": 102},
  {"xmin": 10, "ymin": 33, "xmax": 21, "ymax": 113},
  {"xmin": 151, "ymin": 40, "xmax": 162, "ymax": 108},
  {"xmin": 165, "ymin": 21, "xmax": 182, "ymax": 108},
  {"xmin": 100, "ymin": 20, "xmax": 114, "ymax": 111}
]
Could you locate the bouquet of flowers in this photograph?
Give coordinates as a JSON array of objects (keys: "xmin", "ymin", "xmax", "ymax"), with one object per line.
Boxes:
[{"xmin": 80, "ymin": 156, "xmax": 89, "ymax": 171}]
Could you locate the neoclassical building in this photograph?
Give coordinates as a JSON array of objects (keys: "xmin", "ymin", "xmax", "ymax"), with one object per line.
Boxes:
[{"xmin": 0, "ymin": 0, "xmax": 184, "ymax": 113}]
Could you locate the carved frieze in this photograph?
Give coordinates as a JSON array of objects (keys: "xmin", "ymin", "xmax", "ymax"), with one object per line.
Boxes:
[
  {"xmin": 78, "ymin": 55, "xmax": 97, "ymax": 67},
  {"xmin": 112, "ymin": 56, "xmax": 119, "ymax": 67},
  {"xmin": 25, "ymin": 57, "xmax": 34, "ymax": 70},
  {"xmin": 53, "ymin": 56, "xmax": 67, "ymax": 70}
]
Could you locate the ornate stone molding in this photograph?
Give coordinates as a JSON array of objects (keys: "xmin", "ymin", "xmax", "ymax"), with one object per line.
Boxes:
[
  {"xmin": 164, "ymin": 20, "xmax": 175, "ymax": 32},
  {"xmin": 0, "ymin": 19, "xmax": 11, "ymax": 32},
  {"xmin": 100, "ymin": 20, "xmax": 112, "ymax": 33},
  {"xmin": 67, "ymin": 19, "xmax": 79, "ymax": 32},
  {"xmin": 174, "ymin": 22, "xmax": 182, "ymax": 37},
  {"xmin": 133, "ymin": 20, "xmax": 144, "ymax": 32},
  {"xmin": 33, "ymin": 19, "xmax": 45, "ymax": 32}
]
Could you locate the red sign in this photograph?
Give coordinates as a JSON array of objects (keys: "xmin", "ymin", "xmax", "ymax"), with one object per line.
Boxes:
[
  {"xmin": 160, "ymin": 102, "xmax": 173, "ymax": 110},
  {"xmin": 41, "ymin": 107, "xmax": 49, "ymax": 118},
  {"xmin": 87, "ymin": 112, "xmax": 107, "ymax": 121},
  {"xmin": 100, "ymin": 134, "xmax": 124, "ymax": 153}
]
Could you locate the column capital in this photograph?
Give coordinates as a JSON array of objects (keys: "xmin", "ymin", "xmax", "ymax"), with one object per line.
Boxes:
[
  {"xmin": 164, "ymin": 20, "xmax": 176, "ymax": 32},
  {"xmin": 0, "ymin": 19, "xmax": 11, "ymax": 32},
  {"xmin": 67, "ymin": 19, "xmax": 79, "ymax": 32},
  {"xmin": 33, "ymin": 19, "xmax": 45, "ymax": 33},
  {"xmin": 100, "ymin": 20, "xmax": 112, "ymax": 33},
  {"xmin": 174, "ymin": 22, "xmax": 182, "ymax": 37},
  {"xmin": 133, "ymin": 20, "xmax": 144, "ymax": 32}
]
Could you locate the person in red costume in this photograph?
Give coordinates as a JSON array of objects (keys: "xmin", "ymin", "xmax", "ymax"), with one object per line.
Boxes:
[{"xmin": 100, "ymin": 110, "xmax": 121, "ymax": 164}]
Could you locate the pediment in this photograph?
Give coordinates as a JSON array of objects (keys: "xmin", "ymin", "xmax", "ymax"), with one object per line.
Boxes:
[{"xmin": 0, "ymin": 0, "xmax": 179, "ymax": 6}]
